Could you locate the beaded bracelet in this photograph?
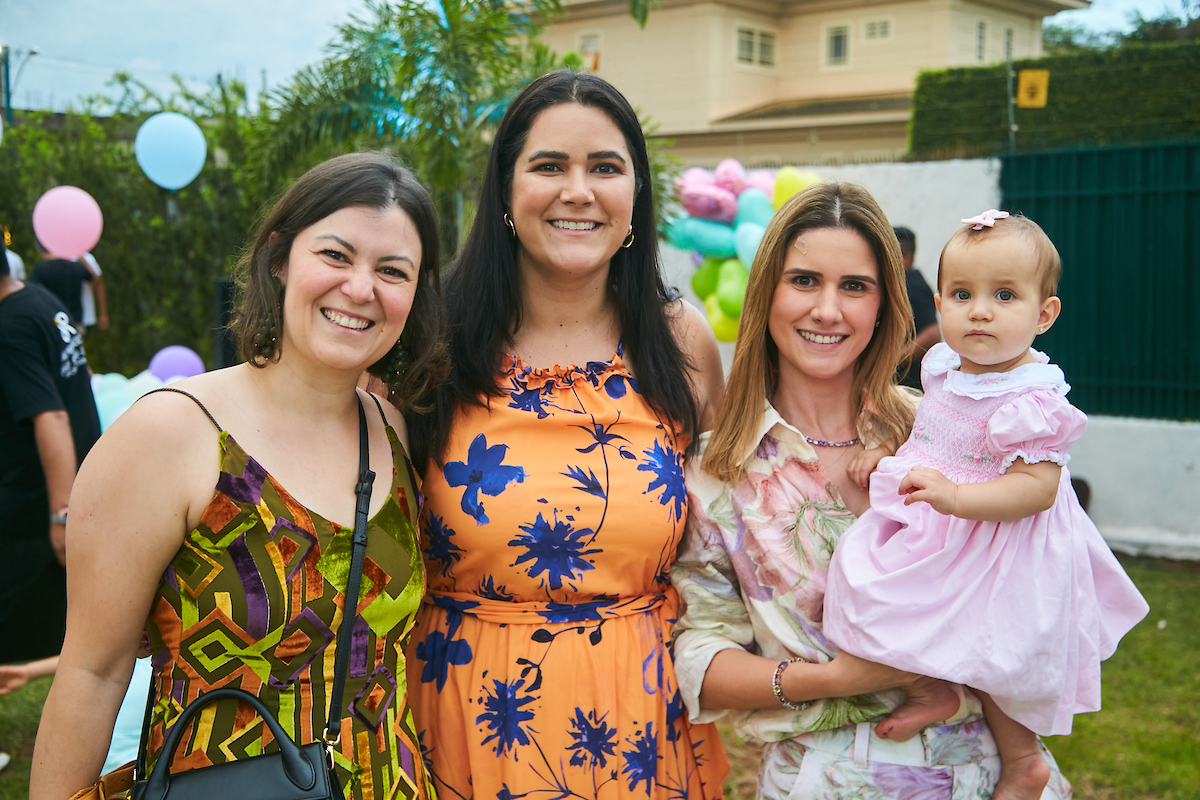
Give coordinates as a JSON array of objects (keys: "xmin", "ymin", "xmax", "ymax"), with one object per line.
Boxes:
[{"xmin": 771, "ymin": 656, "xmax": 812, "ymax": 711}]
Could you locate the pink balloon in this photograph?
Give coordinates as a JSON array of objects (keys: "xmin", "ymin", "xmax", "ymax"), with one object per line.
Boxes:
[
  {"xmin": 32, "ymin": 186, "xmax": 103, "ymax": 260},
  {"xmin": 713, "ymin": 159, "xmax": 746, "ymax": 195},
  {"xmin": 680, "ymin": 184, "xmax": 738, "ymax": 223}
]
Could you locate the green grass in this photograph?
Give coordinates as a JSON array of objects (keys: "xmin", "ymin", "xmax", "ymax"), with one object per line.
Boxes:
[
  {"xmin": 1, "ymin": 556, "xmax": 1196, "ymax": 800},
  {"xmin": 0, "ymin": 673, "xmax": 50, "ymax": 800}
]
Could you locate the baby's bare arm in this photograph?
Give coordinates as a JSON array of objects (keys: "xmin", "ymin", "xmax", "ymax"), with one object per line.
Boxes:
[{"xmin": 900, "ymin": 459, "xmax": 1061, "ymax": 521}]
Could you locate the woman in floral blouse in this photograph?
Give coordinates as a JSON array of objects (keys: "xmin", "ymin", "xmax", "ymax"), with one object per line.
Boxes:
[{"xmin": 671, "ymin": 183, "xmax": 1072, "ymax": 799}]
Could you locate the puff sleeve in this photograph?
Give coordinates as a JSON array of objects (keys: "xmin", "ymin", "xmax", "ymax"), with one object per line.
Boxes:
[{"xmin": 986, "ymin": 389, "xmax": 1088, "ymax": 473}]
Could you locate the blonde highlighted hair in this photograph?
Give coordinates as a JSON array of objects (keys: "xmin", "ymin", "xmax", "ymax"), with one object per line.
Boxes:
[{"xmin": 702, "ymin": 182, "xmax": 916, "ymax": 484}]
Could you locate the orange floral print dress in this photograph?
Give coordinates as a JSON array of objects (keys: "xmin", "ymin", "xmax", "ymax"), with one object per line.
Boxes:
[{"xmin": 407, "ymin": 348, "xmax": 729, "ymax": 800}]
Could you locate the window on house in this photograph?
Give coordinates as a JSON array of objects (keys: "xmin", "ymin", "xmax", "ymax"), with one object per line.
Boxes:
[
  {"xmin": 1005, "ymin": 28, "xmax": 1014, "ymax": 60},
  {"xmin": 827, "ymin": 26, "xmax": 849, "ymax": 66},
  {"xmin": 580, "ymin": 33, "xmax": 601, "ymax": 71},
  {"xmin": 865, "ymin": 20, "xmax": 890, "ymax": 40},
  {"xmin": 758, "ymin": 31, "xmax": 776, "ymax": 66},
  {"xmin": 737, "ymin": 27, "xmax": 755, "ymax": 64},
  {"xmin": 976, "ymin": 22, "xmax": 986, "ymax": 62}
]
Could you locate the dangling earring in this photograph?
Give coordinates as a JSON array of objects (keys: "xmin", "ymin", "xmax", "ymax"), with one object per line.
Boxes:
[
  {"xmin": 622, "ymin": 225, "xmax": 635, "ymax": 249},
  {"xmin": 252, "ymin": 276, "xmax": 282, "ymax": 361},
  {"xmin": 503, "ymin": 214, "xmax": 517, "ymax": 239},
  {"xmin": 378, "ymin": 339, "xmax": 411, "ymax": 392}
]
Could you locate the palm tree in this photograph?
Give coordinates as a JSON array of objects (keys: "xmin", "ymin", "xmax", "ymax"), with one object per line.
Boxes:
[{"xmin": 254, "ymin": 0, "xmax": 571, "ymax": 252}]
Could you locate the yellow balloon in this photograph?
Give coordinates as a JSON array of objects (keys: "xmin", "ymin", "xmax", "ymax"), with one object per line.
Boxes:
[
  {"xmin": 773, "ymin": 167, "xmax": 822, "ymax": 209},
  {"xmin": 705, "ymin": 294, "xmax": 739, "ymax": 342}
]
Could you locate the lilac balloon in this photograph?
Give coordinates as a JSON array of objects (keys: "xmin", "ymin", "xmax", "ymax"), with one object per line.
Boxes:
[
  {"xmin": 32, "ymin": 186, "xmax": 103, "ymax": 260},
  {"xmin": 148, "ymin": 346, "xmax": 205, "ymax": 381}
]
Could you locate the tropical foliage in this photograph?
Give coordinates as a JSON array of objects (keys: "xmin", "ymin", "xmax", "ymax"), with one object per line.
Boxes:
[
  {"xmin": 257, "ymin": 0, "xmax": 577, "ymax": 251},
  {"xmin": 2, "ymin": 1, "xmax": 681, "ymax": 372},
  {"xmin": 0, "ymin": 77, "xmax": 264, "ymax": 375}
]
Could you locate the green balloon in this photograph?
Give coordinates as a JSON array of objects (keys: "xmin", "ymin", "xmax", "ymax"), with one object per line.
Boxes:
[
  {"xmin": 705, "ymin": 295, "xmax": 739, "ymax": 342},
  {"xmin": 691, "ymin": 257, "xmax": 722, "ymax": 300},
  {"xmin": 716, "ymin": 259, "xmax": 750, "ymax": 319}
]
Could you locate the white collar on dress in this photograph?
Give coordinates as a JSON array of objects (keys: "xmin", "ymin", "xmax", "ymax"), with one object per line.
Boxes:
[{"xmin": 924, "ymin": 342, "xmax": 1070, "ymax": 399}]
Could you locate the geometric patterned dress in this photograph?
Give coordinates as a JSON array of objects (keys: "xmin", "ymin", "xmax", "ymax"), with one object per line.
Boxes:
[
  {"xmin": 407, "ymin": 348, "xmax": 729, "ymax": 799},
  {"xmin": 142, "ymin": 393, "xmax": 434, "ymax": 800}
]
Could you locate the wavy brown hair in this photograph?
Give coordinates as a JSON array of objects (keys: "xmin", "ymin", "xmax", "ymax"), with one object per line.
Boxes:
[
  {"xmin": 702, "ymin": 182, "xmax": 915, "ymax": 483},
  {"xmin": 229, "ymin": 152, "xmax": 446, "ymax": 412}
]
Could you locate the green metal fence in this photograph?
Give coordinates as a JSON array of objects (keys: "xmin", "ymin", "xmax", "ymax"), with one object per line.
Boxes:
[{"xmin": 1000, "ymin": 142, "xmax": 1200, "ymax": 420}]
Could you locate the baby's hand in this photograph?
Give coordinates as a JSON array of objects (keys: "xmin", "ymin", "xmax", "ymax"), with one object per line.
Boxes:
[
  {"xmin": 847, "ymin": 447, "xmax": 889, "ymax": 490},
  {"xmin": 899, "ymin": 467, "xmax": 959, "ymax": 515}
]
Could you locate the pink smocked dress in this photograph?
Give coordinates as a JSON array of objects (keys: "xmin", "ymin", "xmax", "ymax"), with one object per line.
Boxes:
[{"xmin": 824, "ymin": 344, "xmax": 1148, "ymax": 736}]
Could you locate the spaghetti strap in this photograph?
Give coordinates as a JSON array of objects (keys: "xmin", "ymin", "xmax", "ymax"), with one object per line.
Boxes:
[
  {"xmin": 142, "ymin": 387, "xmax": 223, "ymax": 432},
  {"xmin": 366, "ymin": 392, "xmax": 386, "ymax": 421}
]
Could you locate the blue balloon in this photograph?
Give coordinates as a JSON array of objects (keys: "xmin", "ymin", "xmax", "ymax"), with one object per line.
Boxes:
[
  {"xmin": 734, "ymin": 222, "xmax": 766, "ymax": 269},
  {"xmin": 735, "ymin": 189, "xmax": 775, "ymax": 229},
  {"xmin": 135, "ymin": 112, "xmax": 207, "ymax": 190}
]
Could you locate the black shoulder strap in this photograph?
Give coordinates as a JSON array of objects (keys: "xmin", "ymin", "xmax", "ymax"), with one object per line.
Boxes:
[
  {"xmin": 325, "ymin": 396, "xmax": 374, "ymax": 744},
  {"xmin": 141, "ymin": 387, "xmax": 223, "ymax": 432}
]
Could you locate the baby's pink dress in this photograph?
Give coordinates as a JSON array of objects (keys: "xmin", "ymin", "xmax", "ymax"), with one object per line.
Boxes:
[{"xmin": 824, "ymin": 344, "xmax": 1148, "ymax": 736}]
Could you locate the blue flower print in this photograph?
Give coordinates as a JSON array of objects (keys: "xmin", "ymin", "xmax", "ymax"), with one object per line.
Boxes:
[
  {"xmin": 603, "ymin": 373, "xmax": 628, "ymax": 399},
  {"xmin": 415, "ymin": 612, "xmax": 473, "ymax": 691},
  {"xmin": 566, "ymin": 708, "xmax": 618, "ymax": 769},
  {"xmin": 477, "ymin": 575, "xmax": 515, "ymax": 602},
  {"xmin": 424, "ymin": 513, "xmax": 463, "ymax": 577},
  {"xmin": 574, "ymin": 420, "xmax": 630, "ymax": 454},
  {"xmin": 562, "ymin": 465, "xmax": 605, "ymax": 499},
  {"xmin": 444, "ymin": 434, "xmax": 526, "ymax": 525},
  {"xmin": 510, "ymin": 512, "xmax": 600, "ymax": 591},
  {"xmin": 622, "ymin": 722, "xmax": 659, "ymax": 796},
  {"xmin": 539, "ymin": 595, "xmax": 617, "ymax": 623},
  {"xmin": 477, "ymin": 678, "xmax": 536, "ymax": 757},
  {"xmin": 638, "ymin": 439, "xmax": 686, "ymax": 522},
  {"xmin": 507, "ymin": 376, "xmax": 550, "ymax": 419},
  {"xmin": 665, "ymin": 690, "xmax": 685, "ymax": 742}
]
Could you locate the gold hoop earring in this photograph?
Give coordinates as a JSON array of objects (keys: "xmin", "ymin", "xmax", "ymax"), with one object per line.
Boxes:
[
  {"xmin": 503, "ymin": 214, "xmax": 517, "ymax": 239},
  {"xmin": 622, "ymin": 225, "xmax": 635, "ymax": 249}
]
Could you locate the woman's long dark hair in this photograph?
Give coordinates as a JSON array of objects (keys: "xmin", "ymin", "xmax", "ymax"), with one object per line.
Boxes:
[{"xmin": 409, "ymin": 69, "xmax": 699, "ymax": 467}]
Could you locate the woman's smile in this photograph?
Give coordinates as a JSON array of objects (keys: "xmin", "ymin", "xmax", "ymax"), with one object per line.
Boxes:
[{"xmin": 321, "ymin": 308, "xmax": 373, "ymax": 331}]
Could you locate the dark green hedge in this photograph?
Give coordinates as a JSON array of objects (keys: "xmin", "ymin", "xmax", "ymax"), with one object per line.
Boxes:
[{"xmin": 909, "ymin": 41, "xmax": 1200, "ymax": 156}]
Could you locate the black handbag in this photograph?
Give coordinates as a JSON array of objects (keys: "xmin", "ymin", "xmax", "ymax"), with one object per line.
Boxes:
[{"xmin": 131, "ymin": 397, "xmax": 377, "ymax": 800}]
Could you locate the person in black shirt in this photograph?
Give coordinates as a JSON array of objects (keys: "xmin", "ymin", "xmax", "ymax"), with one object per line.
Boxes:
[
  {"xmin": 0, "ymin": 239, "xmax": 101, "ymax": 662},
  {"xmin": 29, "ymin": 241, "xmax": 94, "ymax": 326},
  {"xmin": 895, "ymin": 226, "xmax": 941, "ymax": 390}
]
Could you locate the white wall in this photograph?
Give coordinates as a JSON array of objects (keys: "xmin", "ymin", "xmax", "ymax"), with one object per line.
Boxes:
[{"xmin": 661, "ymin": 158, "xmax": 1200, "ymax": 558}]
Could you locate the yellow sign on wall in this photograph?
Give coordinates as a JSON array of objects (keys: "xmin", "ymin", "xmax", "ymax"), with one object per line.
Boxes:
[{"xmin": 1017, "ymin": 69, "xmax": 1050, "ymax": 108}]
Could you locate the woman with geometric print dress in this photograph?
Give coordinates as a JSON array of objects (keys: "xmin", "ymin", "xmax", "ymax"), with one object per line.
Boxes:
[
  {"xmin": 32, "ymin": 153, "xmax": 444, "ymax": 800},
  {"xmin": 405, "ymin": 70, "xmax": 729, "ymax": 800}
]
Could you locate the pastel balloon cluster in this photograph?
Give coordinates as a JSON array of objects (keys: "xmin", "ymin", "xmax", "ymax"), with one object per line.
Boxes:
[
  {"xmin": 665, "ymin": 162, "xmax": 821, "ymax": 341},
  {"xmin": 90, "ymin": 345, "xmax": 206, "ymax": 432}
]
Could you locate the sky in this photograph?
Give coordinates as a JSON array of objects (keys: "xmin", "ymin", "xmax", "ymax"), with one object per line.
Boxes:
[{"xmin": 0, "ymin": 0, "xmax": 1187, "ymax": 114}]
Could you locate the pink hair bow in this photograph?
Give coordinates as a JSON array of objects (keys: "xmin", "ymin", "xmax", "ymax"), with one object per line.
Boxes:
[{"xmin": 961, "ymin": 209, "xmax": 1010, "ymax": 230}]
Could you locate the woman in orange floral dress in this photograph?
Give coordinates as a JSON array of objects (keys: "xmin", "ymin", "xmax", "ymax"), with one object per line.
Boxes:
[{"xmin": 406, "ymin": 71, "xmax": 729, "ymax": 800}]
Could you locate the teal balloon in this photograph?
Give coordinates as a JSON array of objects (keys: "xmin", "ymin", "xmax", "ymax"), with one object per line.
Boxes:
[
  {"xmin": 735, "ymin": 189, "xmax": 775, "ymax": 229},
  {"xmin": 734, "ymin": 222, "xmax": 766, "ymax": 269},
  {"xmin": 95, "ymin": 392, "xmax": 132, "ymax": 433},
  {"xmin": 665, "ymin": 216, "xmax": 736, "ymax": 259},
  {"xmin": 135, "ymin": 112, "xmax": 207, "ymax": 190}
]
